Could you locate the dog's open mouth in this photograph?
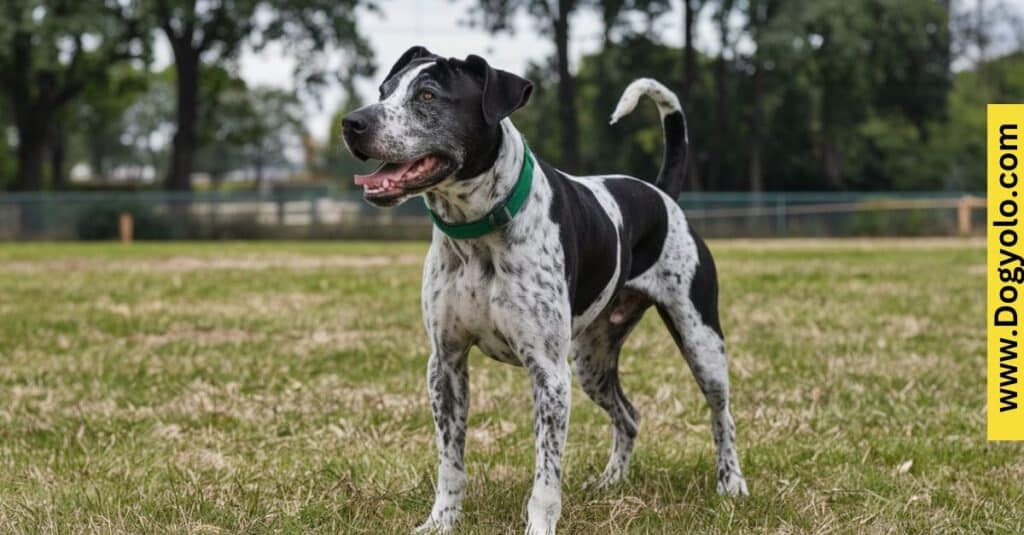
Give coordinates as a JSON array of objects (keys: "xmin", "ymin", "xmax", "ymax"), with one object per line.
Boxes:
[{"xmin": 354, "ymin": 155, "xmax": 445, "ymax": 200}]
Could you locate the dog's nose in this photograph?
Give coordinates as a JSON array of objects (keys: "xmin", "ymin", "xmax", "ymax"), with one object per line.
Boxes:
[{"xmin": 342, "ymin": 111, "xmax": 370, "ymax": 135}]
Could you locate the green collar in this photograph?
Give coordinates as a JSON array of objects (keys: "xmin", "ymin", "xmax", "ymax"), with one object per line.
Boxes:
[{"xmin": 428, "ymin": 136, "xmax": 534, "ymax": 240}]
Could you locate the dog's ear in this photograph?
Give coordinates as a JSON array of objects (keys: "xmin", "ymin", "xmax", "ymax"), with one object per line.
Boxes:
[
  {"xmin": 464, "ymin": 55, "xmax": 533, "ymax": 125},
  {"xmin": 381, "ymin": 46, "xmax": 437, "ymax": 89}
]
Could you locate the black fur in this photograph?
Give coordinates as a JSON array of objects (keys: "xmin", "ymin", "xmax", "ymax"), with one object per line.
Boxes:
[
  {"xmin": 656, "ymin": 110, "xmax": 688, "ymax": 200},
  {"xmin": 603, "ymin": 177, "xmax": 670, "ymax": 279},
  {"xmin": 687, "ymin": 227, "xmax": 723, "ymax": 338},
  {"xmin": 540, "ymin": 160, "xmax": 619, "ymax": 316}
]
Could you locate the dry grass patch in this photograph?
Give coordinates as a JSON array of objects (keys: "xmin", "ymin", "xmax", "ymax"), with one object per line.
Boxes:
[{"xmin": 0, "ymin": 239, "xmax": 1018, "ymax": 534}]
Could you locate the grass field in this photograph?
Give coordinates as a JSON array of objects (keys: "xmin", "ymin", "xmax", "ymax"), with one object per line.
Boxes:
[{"xmin": 1, "ymin": 239, "xmax": 1019, "ymax": 534}]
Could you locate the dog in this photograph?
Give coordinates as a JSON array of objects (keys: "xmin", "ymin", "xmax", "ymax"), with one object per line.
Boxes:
[{"xmin": 342, "ymin": 46, "xmax": 748, "ymax": 535}]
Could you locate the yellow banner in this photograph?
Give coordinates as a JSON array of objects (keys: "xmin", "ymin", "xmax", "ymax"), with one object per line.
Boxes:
[{"xmin": 988, "ymin": 104, "xmax": 1024, "ymax": 440}]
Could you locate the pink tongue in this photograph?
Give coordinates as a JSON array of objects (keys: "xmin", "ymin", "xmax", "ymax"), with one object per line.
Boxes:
[{"xmin": 354, "ymin": 160, "xmax": 417, "ymax": 187}]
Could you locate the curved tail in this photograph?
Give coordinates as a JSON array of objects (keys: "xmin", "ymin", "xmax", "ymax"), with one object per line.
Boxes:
[{"xmin": 609, "ymin": 78, "xmax": 688, "ymax": 200}]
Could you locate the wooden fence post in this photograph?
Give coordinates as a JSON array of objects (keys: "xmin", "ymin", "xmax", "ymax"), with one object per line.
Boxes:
[
  {"xmin": 119, "ymin": 212, "xmax": 134, "ymax": 243},
  {"xmin": 957, "ymin": 196, "xmax": 972, "ymax": 237}
]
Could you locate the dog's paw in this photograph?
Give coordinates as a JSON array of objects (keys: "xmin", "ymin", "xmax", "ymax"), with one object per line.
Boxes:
[
  {"xmin": 412, "ymin": 520, "xmax": 452, "ymax": 534},
  {"xmin": 585, "ymin": 467, "xmax": 627, "ymax": 492},
  {"xmin": 412, "ymin": 510, "xmax": 460, "ymax": 534},
  {"xmin": 716, "ymin": 472, "xmax": 749, "ymax": 498},
  {"xmin": 525, "ymin": 519, "xmax": 557, "ymax": 535},
  {"xmin": 525, "ymin": 488, "xmax": 560, "ymax": 535}
]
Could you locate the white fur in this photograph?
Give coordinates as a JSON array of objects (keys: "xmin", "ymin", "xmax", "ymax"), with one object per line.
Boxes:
[
  {"xmin": 375, "ymin": 62, "xmax": 437, "ymax": 162},
  {"xmin": 609, "ymin": 78, "xmax": 682, "ymax": 124}
]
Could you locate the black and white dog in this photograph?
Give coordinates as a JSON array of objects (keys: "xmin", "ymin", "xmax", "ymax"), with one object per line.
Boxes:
[{"xmin": 342, "ymin": 46, "xmax": 748, "ymax": 535}]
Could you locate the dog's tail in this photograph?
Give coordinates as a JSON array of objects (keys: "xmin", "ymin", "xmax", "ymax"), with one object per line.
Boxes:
[{"xmin": 609, "ymin": 78, "xmax": 688, "ymax": 200}]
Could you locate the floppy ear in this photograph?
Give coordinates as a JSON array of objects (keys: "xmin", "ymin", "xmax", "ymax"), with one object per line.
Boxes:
[
  {"xmin": 381, "ymin": 46, "xmax": 437, "ymax": 89},
  {"xmin": 465, "ymin": 55, "xmax": 534, "ymax": 125}
]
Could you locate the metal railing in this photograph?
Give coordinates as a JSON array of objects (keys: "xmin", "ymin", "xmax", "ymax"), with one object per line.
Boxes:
[{"xmin": 0, "ymin": 190, "xmax": 985, "ymax": 241}]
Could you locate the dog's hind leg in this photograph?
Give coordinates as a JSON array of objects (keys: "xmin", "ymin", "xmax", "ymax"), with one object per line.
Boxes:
[
  {"xmin": 572, "ymin": 289, "xmax": 650, "ymax": 489},
  {"xmin": 657, "ymin": 302, "xmax": 747, "ymax": 496},
  {"xmin": 651, "ymin": 230, "xmax": 748, "ymax": 497}
]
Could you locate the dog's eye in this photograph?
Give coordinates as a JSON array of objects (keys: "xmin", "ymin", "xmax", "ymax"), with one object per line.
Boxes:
[{"xmin": 419, "ymin": 90, "xmax": 435, "ymax": 102}]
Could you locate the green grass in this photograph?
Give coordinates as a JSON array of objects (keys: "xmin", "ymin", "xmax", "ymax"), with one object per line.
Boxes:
[{"xmin": 0, "ymin": 239, "xmax": 1018, "ymax": 534}]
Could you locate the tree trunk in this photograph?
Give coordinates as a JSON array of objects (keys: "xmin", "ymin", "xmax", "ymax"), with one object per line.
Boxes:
[
  {"xmin": 16, "ymin": 133, "xmax": 46, "ymax": 192},
  {"xmin": 9, "ymin": 34, "xmax": 49, "ymax": 192},
  {"xmin": 168, "ymin": 48, "xmax": 200, "ymax": 191},
  {"xmin": 709, "ymin": 53, "xmax": 725, "ymax": 191},
  {"xmin": 820, "ymin": 81, "xmax": 843, "ymax": 189},
  {"xmin": 682, "ymin": 0, "xmax": 697, "ymax": 103},
  {"xmin": 13, "ymin": 123, "xmax": 48, "ymax": 234},
  {"xmin": 49, "ymin": 123, "xmax": 67, "ymax": 189},
  {"xmin": 13, "ymin": 110, "xmax": 48, "ymax": 191},
  {"xmin": 554, "ymin": 0, "xmax": 579, "ymax": 171},
  {"xmin": 682, "ymin": 0, "xmax": 700, "ymax": 190},
  {"xmin": 709, "ymin": 3, "xmax": 731, "ymax": 192},
  {"xmin": 747, "ymin": 60, "xmax": 764, "ymax": 193},
  {"xmin": 822, "ymin": 130, "xmax": 843, "ymax": 189},
  {"xmin": 89, "ymin": 138, "xmax": 106, "ymax": 182}
]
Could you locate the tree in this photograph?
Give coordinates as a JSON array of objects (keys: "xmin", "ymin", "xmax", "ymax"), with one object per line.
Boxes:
[
  {"xmin": 742, "ymin": 0, "xmax": 784, "ymax": 193},
  {"xmin": 194, "ymin": 82, "xmax": 305, "ymax": 188},
  {"xmin": 575, "ymin": 35, "xmax": 680, "ymax": 179},
  {"xmin": 707, "ymin": 0, "xmax": 736, "ymax": 191},
  {"xmin": 75, "ymin": 65, "xmax": 152, "ymax": 181},
  {"xmin": 681, "ymin": 0, "xmax": 706, "ymax": 189},
  {"xmin": 471, "ymin": 0, "xmax": 670, "ymax": 171},
  {"xmin": 781, "ymin": 0, "xmax": 951, "ymax": 189},
  {"xmin": 950, "ymin": 0, "xmax": 1024, "ymax": 87},
  {"xmin": 0, "ymin": 105, "xmax": 14, "ymax": 188},
  {"xmin": 145, "ymin": 0, "xmax": 372, "ymax": 190},
  {"xmin": 241, "ymin": 88, "xmax": 305, "ymax": 186},
  {"xmin": 0, "ymin": 0, "xmax": 147, "ymax": 190},
  {"xmin": 470, "ymin": 0, "xmax": 584, "ymax": 170},
  {"xmin": 120, "ymin": 70, "xmax": 176, "ymax": 181}
]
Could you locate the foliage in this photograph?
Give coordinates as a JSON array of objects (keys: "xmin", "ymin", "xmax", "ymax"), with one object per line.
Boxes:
[
  {"xmin": 935, "ymin": 52, "xmax": 1024, "ymax": 190},
  {"xmin": 525, "ymin": 34, "xmax": 680, "ymax": 180},
  {"xmin": 0, "ymin": 0, "xmax": 149, "ymax": 189},
  {"xmin": 0, "ymin": 1, "xmax": 1022, "ymax": 192},
  {"xmin": 142, "ymin": 0, "xmax": 374, "ymax": 92},
  {"xmin": 144, "ymin": 0, "xmax": 375, "ymax": 190},
  {"xmin": 196, "ymin": 82, "xmax": 306, "ymax": 184},
  {"xmin": 514, "ymin": 0, "xmax": 1007, "ymax": 191},
  {"xmin": 75, "ymin": 65, "xmax": 154, "ymax": 180}
]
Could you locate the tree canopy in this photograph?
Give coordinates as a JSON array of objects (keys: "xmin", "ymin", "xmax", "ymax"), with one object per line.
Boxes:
[
  {"xmin": 0, "ymin": 0, "xmax": 1021, "ymax": 193},
  {"xmin": 0, "ymin": 0, "xmax": 148, "ymax": 190}
]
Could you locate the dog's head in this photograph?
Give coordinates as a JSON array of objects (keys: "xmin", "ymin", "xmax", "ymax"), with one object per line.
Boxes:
[{"xmin": 342, "ymin": 46, "xmax": 533, "ymax": 207}]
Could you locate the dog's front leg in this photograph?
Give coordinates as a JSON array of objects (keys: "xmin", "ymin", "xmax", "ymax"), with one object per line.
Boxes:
[
  {"xmin": 415, "ymin": 347, "xmax": 470, "ymax": 534},
  {"xmin": 524, "ymin": 355, "xmax": 572, "ymax": 535}
]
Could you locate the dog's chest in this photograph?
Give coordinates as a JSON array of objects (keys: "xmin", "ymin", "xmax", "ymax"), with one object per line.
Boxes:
[{"xmin": 423, "ymin": 238, "xmax": 566, "ymax": 365}]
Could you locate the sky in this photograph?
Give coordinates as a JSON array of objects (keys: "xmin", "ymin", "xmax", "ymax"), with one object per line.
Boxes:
[{"xmin": 153, "ymin": 0, "xmax": 724, "ymax": 143}]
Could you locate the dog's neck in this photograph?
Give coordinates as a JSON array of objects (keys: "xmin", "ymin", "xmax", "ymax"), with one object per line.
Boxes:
[{"xmin": 423, "ymin": 119, "xmax": 524, "ymax": 224}]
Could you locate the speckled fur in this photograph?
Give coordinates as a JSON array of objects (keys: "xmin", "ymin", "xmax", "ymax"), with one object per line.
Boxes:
[{"xmin": 352, "ymin": 60, "xmax": 747, "ymax": 535}]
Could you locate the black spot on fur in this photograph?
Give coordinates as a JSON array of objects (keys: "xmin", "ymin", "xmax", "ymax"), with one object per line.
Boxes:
[
  {"xmin": 541, "ymin": 159, "xmax": 619, "ymax": 316},
  {"xmin": 688, "ymin": 227, "xmax": 723, "ymax": 338},
  {"xmin": 603, "ymin": 178, "xmax": 669, "ymax": 280}
]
